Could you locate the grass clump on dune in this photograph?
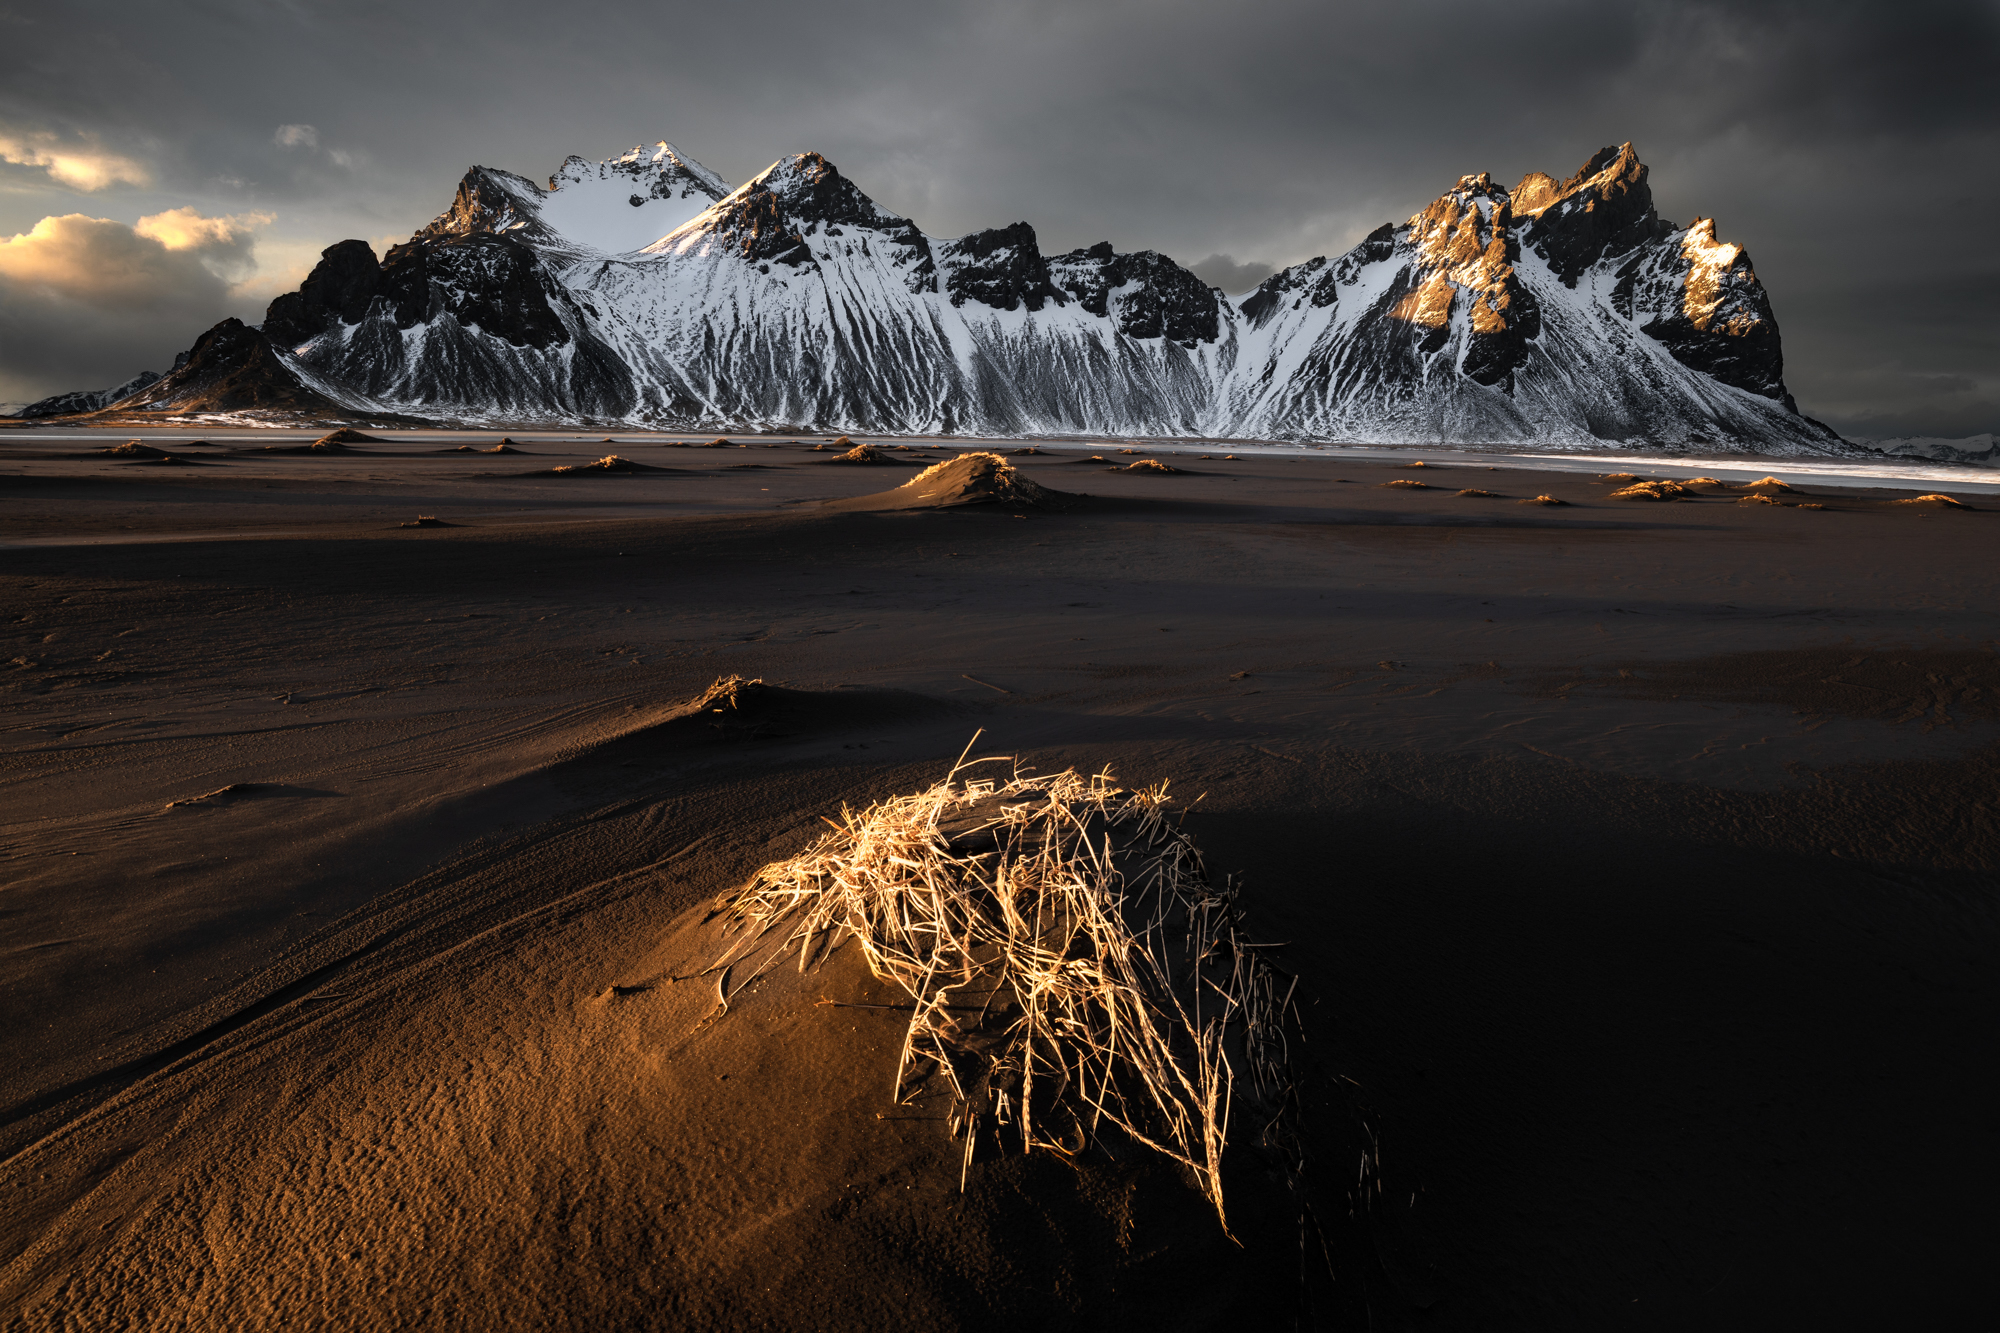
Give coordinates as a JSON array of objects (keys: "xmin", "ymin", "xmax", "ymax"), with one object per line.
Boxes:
[
  {"xmin": 714, "ymin": 753, "xmax": 1302, "ymax": 1234},
  {"xmin": 1608, "ymin": 479, "xmax": 1692, "ymax": 501},
  {"xmin": 1383, "ymin": 478, "xmax": 1430, "ymax": 489}
]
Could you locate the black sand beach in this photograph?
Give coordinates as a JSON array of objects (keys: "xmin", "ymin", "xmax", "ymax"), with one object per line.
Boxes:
[{"xmin": 2, "ymin": 433, "xmax": 1994, "ymax": 1328}]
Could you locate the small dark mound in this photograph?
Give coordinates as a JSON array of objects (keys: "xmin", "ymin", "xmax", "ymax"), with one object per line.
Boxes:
[
  {"xmin": 1011, "ymin": 446, "xmax": 1042, "ymax": 455},
  {"xmin": 825, "ymin": 451, "xmax": 1076, "ymax": 512},
  {"xmin": 1382, "ymin": 478, "xmax": 1430, "ymax": 489},
  {"xmin": 1067, "ymin": 455, "xmax": 1111, "ymax": 465},
  {"xmin": 1519, "ymin": 495, "xmax": 1567, "ymax": 506},
  {"xmin": 1890, "ymin": 494, "xmax": 1975, "ymax": 510},
  {"xmin": 125, "ymin": 453, "xmax": 206, "ymax": 466},
  {"xmin": 1398, "ymin": 461, "xmax": 1435, "ymax": 469},
  {"xmin": 1456, "ymin": 488, "xmax": 1500, "ymax": 498},
  {"xmin": 316, "ymin": 428, "xmax": 383, "ymax": 446},
  {"xmin": 1116, "ymin": 459, "xmax": 1182, "ymax": 474},
  {"xmin": 399, "ymin": 515, "xmax": 457, "ymax": 528},
  {"xmin": 101, "ymin": 441, "xmax": 171, "ymax": 458}
]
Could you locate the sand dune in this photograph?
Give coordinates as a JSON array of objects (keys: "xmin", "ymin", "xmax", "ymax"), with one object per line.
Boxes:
[{"xmin": 0, "ymin": 434, "xmax": 1993, "ymax": 1328}]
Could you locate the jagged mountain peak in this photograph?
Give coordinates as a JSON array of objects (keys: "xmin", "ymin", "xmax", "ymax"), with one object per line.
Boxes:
[
  {"xmin": 643, "ymin": 151, "xmax": 933, "ymax": 290},
  {"xmin": 550, "ymin": 140, "xmax": 729, "ymax": 200},
  {"xmin": 736, "ymin": 152, "xmax": 906, "ymax": 228},
  {"xmin": 1510, "ymin": 142, "xmax": 1644, "ymax": 218}
]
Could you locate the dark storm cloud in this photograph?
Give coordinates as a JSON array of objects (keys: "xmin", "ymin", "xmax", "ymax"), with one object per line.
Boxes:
[
  {"xmin": 1187, "ymin": 256, "xmax": 1276, "ymax": 296},
  {"xmin": 1, "ymin": 0, "xmax": 1995, "ymax": 435}
]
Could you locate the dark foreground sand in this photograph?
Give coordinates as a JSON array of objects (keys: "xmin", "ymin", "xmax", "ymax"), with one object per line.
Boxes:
[{"xmin": 1, "ymin": 434, "xmax": 1996, "ymax": 1329}]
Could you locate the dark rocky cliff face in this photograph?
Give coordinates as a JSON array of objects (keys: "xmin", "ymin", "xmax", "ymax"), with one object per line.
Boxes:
[
  {"xmin": 116, "ymin": 319, "xmax": 349, "ymax": 415},
  {"xmin": 939, "ymin": 223, "xmax": 1062, "ymax": 312},
  {"xmin": 266, "ymin": 233, "xmax": 576, "ymax": 352},
  {"xmin": 1047, "ymin": 243, "xmax": 1221, "ymax": 345},
  {"xmin": 264, "ymin": 240, "xmax": 383, "ymax": 348}
]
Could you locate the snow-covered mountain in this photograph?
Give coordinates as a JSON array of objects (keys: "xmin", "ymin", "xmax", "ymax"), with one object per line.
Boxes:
[
  {"xmin": 9, "ymin": 369, "xmax": 164, "ymax": 419},
  {"xmin": 100, "ymin": 139, "xmax": 1847, "ymax": 450},
  {"xmin": 1859, "ymin": 433, "xmax": 1999, "ymax": 466}
]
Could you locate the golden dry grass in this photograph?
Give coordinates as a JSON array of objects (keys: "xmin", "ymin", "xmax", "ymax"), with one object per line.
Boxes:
[
  {"xmin": 1608, "ymin": 480, "xmax": 1692, "ymax": 501},
  {"xmin": 1519, "ymin": 494, "xmax": 1566, "ymax": 505},
  {"xmin": 1891, "ymin": 494, "xmax": 1973, "ymax": 509},
  {"xmin": 1456, "ymin": 488, "xmax": 1499, "ymax": 497},
  {"xmin": 1383, "ymin": 478, "xmax": 1430, "ymax": 489},
  {"xmin": 713, "ymin": 753, "xmax": 1300, "ymax": 1234},
  {"xmin": 1739, "ymin": 475, "xmax": 1795, "ymax": 492}
]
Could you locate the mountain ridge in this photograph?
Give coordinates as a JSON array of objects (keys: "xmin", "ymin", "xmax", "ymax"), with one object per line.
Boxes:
[{"xmin": 13, "ymin": 139, "xmax": 1846, "ymax": 452}]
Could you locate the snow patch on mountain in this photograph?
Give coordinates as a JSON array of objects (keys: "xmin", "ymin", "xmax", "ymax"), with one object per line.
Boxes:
[{"xmin": 537, "ymin": 142, "xmax": 731, "ymax": 255}]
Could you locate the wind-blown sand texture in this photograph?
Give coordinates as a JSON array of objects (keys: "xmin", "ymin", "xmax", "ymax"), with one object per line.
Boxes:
[{"xmin": 0, "ymin": 432, "xmax": 1994, "ymax": 1328}]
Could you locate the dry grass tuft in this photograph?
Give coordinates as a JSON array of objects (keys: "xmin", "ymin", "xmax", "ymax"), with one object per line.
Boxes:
[
  {"xmin": 1607, "ymin": 480, "xmax": 1692, "ymax": 501},
  {"xmin": 715, "ymin": 753, "xmax": 1301, "ymax": 1233},
  {"xmin": 1398, "ymin": 461, "xmax": 1433, "ymax": 469},
  {"xmin": 1738, "ymin": 493, "xmax": 1782, "ymax": 505},
  {"xmin": 1599, "ymin": 472, "xmax": 1642, "ymax": 482},
  {"xmin": 1456, "ymin": 488, "xmax": 1499, "ymax": 498},
  {"xmin": 1680, "ymin": 476, "xmax": 1727, "ymax": 489},
  {"xmin": 1383, "ymin": 478, "xmax": 1430, "ymax": 489},
  {"xmin": 833, "ymin": 442, "xmax": 889, "ymax": 463},
  {"xmin": 1891, "ymin": 493, "xmax": 1973, "ymax": 509},
  {"xmin": 1738, "ymin": 475, "xmax": 1795, "ymax": 492},
  {"xmin": 550, "ymin": 454, "xmax": 649, "ymax": 474},
  {"xmin": 1797, "ymin": 502, "xmax": 1825, "ymax": 510},
  {"xmin": 1519, "ymin": 494, "xmax": 1566, "ymax": 505},
  {"xmin": 1121, "ymin": 459, "xmax": 1182, "ymax": 474}
]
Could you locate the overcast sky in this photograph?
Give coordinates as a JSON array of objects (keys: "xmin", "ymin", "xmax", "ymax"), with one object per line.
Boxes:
[{"xmin": 2, "ymin": 0, "xmax": 1995, "ymax": 437}]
